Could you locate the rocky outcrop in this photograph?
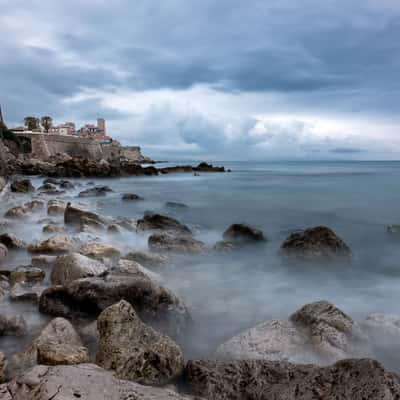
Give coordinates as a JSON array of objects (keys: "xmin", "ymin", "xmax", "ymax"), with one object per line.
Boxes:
[
  {"xmin": 11, "ymin": 318, "xmax": 89, "ymax": 374},
  {"xmin": 0, "ymin": 363, "xmax": 196, "ymax": 400},
  {"xmin": 10, "ymin": 179, "xmax": 34, "ymax": 193},
  {"xmin": 160, "ymin": 162, "xmax": 225, "ymax": 174},
  {"xmin": 185, "ymin": 358, "xmax": 400, "ymax": 400},
  {"xmin": 96, "ymin": 300, "xmax": 184, "ymax": 385},
  {"xmin": 149, "ymin": 233, "xmax": 207, "ymax": 255},
  {"xmin": 215, "ymin": 301, "xmax": 366, "ymax": 365},
  {"xmin": 51, "ymin": 253, "xmax": 108, "ymax": 285},
  {"xmin": 279, "ymin": 226, "xmax": 352, "ymax": 260},
  {"xmin": 28, "ymin": 235, "xmax": 76, "ymax": 254},
  {"xmin": 137, "ymin": 212, "xmax": 192, "ymax": 235},
  {"xmin": 39, "ymin": 274, "xmax": 191, "ymax": 338},
  {"xmin": 124, "ymin": 250, "xmax": 168, "ymax": 268}
]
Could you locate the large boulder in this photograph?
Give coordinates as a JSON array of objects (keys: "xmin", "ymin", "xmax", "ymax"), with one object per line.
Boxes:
[
  {"xmin": 78, "ymin": 243, "xmax": 121, "ymax": 261},
  {"xmin": 11, "ymin": 317, "xmax": 89, "ymax": 373},
  {"xmin": 28, "ymin": 236, "xmax": 76, "ymax": 254},
  {"xmin": 51, "ymin": 253, "xmax": 108, "ymax": 286},
  {"xmin": 185, "ymin": 358, "xmax": 400, "ymax": 400},
  {"xmin": 64, "ymin": 204, "xmax": 106, "ymax": 226},
  {"xmin": 0, "ymin": 314, "xmax": 27, "ymax": 337},
  {"xmin": 223, "ymin": 224, "xmax": 266, "ymax": 244},
  {"xmin": 78, "ymin": 186, "xmax": 113, "ymax": 197},
  {"xmin": 216, "ymin": 301, "xmax": 365, "ymax": 365},
  {"xmin": 124, "ymin": 250, "xmax": 168, "ymax": 268},
  {"xmin": 137, "ymin": 212, "xmax": 192, "ymax": 235},
  {"xmin": 10, "ymin": 179, "xmax": 34, "ymax": 193},
  {"xmin": 149, "ymin": 233, "xmax": 206, "ymax": 255},
  {"xmin": 279, "ymin": 226, "xmax": 352, "ymax": 260},
  {"xmin": 0, "ymin": 234, "xmax": 26, "ymax": 249},
  {"xmin": 0, "ymin": 363, "xmax": 196, "ymax": 400},
  {"xmin": 96, "ymin": 300, "xmax": 184, "ymax": 385}
]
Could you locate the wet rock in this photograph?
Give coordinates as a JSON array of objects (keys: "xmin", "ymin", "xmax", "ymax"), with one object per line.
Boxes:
[
  {"xmin": 0, "ymin": 314, "xmax": 27, "ymax": 336},
  {"xmin": 24, "ymin": 199, "xmax": 46, "ymax": 211},
  {"xmin": 216, "ymin": 300, "xmax": 365, "ymax": 365},
  {"xmin": 64, "ymin": 203, "xmax": 106, "ymax": 226},
  {"xmin": 11, "ymin": 318, "xmax": 89, "ymax": 372},
  {"xmin": 51, "ymin": 253, "xmax": 108, "ymax": 286},
  {"xmin": 149, "ymin": 233, "xmax": 207, "ymax": 255},
  {"xmin": 38, "ymin": 182, "xmax": 56, "ymax": 192},
  {"xmin": 78, "ymin": 186, "xmax": 113, "ymax": 197},
  {"xmin": 10, "ymin": 266, "xmax": 45, "ymax": 284},
  {"xmin": 0, "ymin": 364, "xmax": 196, "ymax": 400},
  {"xmin": 0, "ymin": 233, "xmax": 26, "ymax": 249},
  {"xmin": 39, "ymin": 274, "xmax": 191, "ymax": 339},
  {"xmin": 47, "ymin": 199, "xmax": 66, "ymax": 216},
  {"xmin": 194, "ymin": 162, "xmax": 225, "ymax": 172},
  {"xmin": 42, "ymin": 224, "xmax": 66, "ymax": 233},
  {"xmin": 223, "ymin": 223, "xmax": 266, "ymax": 244},
  {"xmin": 31, "ymin": 255, "xmax": 57, "ymax": 268},
  {"xmin": 10, "ymin": 179, "xmax": 34, "ymax": 193},
  {"xmin": 114, "ymin": 217, "xmax": 137, "ymax": 232},
  {"xmin": 107, "ymin": 224, "xmax": 120, "ymax": 233},
  {"xmin": 113, "ymin": 259, "xmax": 161, "ymax": 282},
  {"xmin": 28, "ymin": 235, "xmax": 76, "ymax": 254},
  {"xmin": 280, "ymin": 226, "xmax": 352, "ymax": 260},
  {"xmin": 0, "ymin": 244, "xmax": 7, "ymax": 263},
  {"xmin": 213, "ymin": 240, "xmax": 236, "ymax": 253},
  {"xmin": 185, "ymin": 358, "xmax": 400, "ymax": 400},
  {"xmin": 79, "ymin": 243, "xmax": 121, "ymax": 261},
  {"xmin": 4, "ymin": 206, "xmax": 29, "ymax": 219},
  {"xmin": 122, "ymin": 193, "xmax": 143, "ymax": 201},
  {"xmin": 165, "ymin": 201, "xmax": 189, "ymax": 210},
  {"xmin": 59, "ymin": 180, "xmax": 75, "ymax": 189},
  {"xmin": 124, "ymin": 250, "xmax": 168, "ymax": 268},
  {"xmin": 0, "ymin": 353, "xmax": 5, "ymax": 384},
  {"xmin": 79, "ymin": 217, "xmax": 106, "ymax": 232},
  {"xmin": 137, "ymin": 212, "xmax": 192, "ymax": 235},
  {"xmin": 10, "ymin": 283, "xmax": 41, "ymax": 303},
  {"xmin": 96, "ymin": 300, "xmax": 184, "ymax": 385},
  {"xmin": 43, "ymin": 178, "xmax": 60, "ymax": 185}
]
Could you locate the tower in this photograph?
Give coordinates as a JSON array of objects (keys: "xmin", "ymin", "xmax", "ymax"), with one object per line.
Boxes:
[{"xmin": 97, "ymin": 118, "xmax": 106, "ymax": 134}]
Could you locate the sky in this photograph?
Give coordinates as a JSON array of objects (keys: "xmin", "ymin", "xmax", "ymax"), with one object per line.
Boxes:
[{"xmin": 1, "ymin": 0, "xmax": 400, "ymax": 161}]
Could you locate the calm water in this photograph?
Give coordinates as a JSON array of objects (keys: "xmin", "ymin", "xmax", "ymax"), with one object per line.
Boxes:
[{"xmin": 2, "ymin": 161, "xmax": 400, "ymax": 366}]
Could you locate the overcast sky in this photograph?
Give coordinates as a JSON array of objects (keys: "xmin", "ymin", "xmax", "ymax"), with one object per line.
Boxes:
[{"xmin": 1, "ymin": 0, "xmax": 400, "ymax": 160}]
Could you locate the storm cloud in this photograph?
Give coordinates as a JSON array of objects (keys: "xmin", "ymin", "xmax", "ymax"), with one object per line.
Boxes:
[{"xmin": 1, "ymin": 0, "xmax": 399, "ymax": 160}]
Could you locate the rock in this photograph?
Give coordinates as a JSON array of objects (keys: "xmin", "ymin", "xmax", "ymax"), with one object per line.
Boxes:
[
  {"xmin": 96, "ymin": 300, "xmax": 184, "ymax": 385},
  {"xmin": 78, "ymin": 186, "xmax": 113, "ymax": 197},
  {"xmin": 4, "ymin": 206, "xmax": 29, "ymax": 219},
  {"xmin": 137, "ymin": 212, "xmax": 192, "ymax": 235},
  {"xmin": 24, "ymin": 199, "xmax": 46, "ymax": 211},
  {"xmin": 0, "ymin": 364, "xmax": 196, "ymax": 400},
  {"xmin": 185, "ymin": 358, "xmax": 400, "ymax": 400},
  {"xmin": 79, "ymin": 217, "xmax": 106, "ymax": 231},
  {"xmin": 38, "ymin": 182, "xmax": 56, "ymax": 192},
  {"xmin": 0, "ymin": 233, "xmax": 26, "ymax": 249},
  {"xmin": 10, "ymin": 179, "xmax": 34, "ymax": 193},
  {"xmin": 10, "ymin": 266, "xmax": 45, "ymax": 284},
  {"xmin": 114, "ymin": 217, "xmax": 137, "ymax": 232},
  {"xmin": 79, "ymin": 243, "xmax": 121, "ymax": 260},
  {"xmin": 43, "ymin": 178, "xmax": 60, "ymax": 185},
  {"xmin": 51, "ymin": 253, "xmax": 108, "ymax": 285},
  {"xmin": 42, "ymin": 224, "xmax": 66, "ymax": 233},
  {"xmin": 31, "ymin": 255, "xmax": 57, "ymax": 268},
  {"xmin": 11, "ymin": 318, "xmax": 89, "ymax": 372},
  {"xmin": 107, "ymin": 224, "xmax": 120, "ymax": 233},
  {"xmin": 213, "ymin": 240, "xmax": 236, "ymax": 253},
  {"xmin": 10, "ymin": 283, "xmax": 41, "ymax": 303},
  {"xmin": 28, "ymin": 235, "xmax": 76, "ymax": 254},
  {"xmin": 59, "ymin": 180, "xmax": 75, "ymax": 189},
  {"xmin": 194, "ymin": 162, "xmax": 225, "ymax": 172},
  {"xmin": 0, "ymin": 244, "xmax": 7, "ymax": 262},
  {"xmin": 0, "ymin": 314, "xmax": 27, "ymax": 336},
  {"xmin": 124, "ymin": 250, "xmax": 168, "ymax": 268},
  {"xmin": 223, "ymin": 224, "xmax": 266, "ymax": 244},
  {"xmin": 64, "ymin": 204, "xmax": 106, "ymax": 226},
  {"xmin": 122, "ymin": 193, "xmax": 143, "ymax": 201},
  {"xmin": 149, "ymin": 233, "xmax": 207, "ymax": 255},
  {"xmin": 216, "ymin": 301, "xmax": 365, "ymax": 365},
  {"xmin": 39, "ymin": 274, "xmax": 191, "ymax": 339},
  {"xmin": 280, "ymin": 226, "xmax": 352, "ymax": 260},
  {"xmin": 165, "ymin": 201, "xmax": 189, "ymax": 210},
  {"xmin": 0, "ymin": 353, "xmax": 5, "ymax": 384},
  {"xmin": 113, "ymin": 259, "xmax": 161, "ymax": 282},
  {"xmin": 47, "ymin": 199, "xmax": 66, "ymax": 216}
]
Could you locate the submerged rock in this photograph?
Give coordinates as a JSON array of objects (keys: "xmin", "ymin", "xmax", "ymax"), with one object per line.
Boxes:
[
  {"xmin": 279, "ymin": 225, "xmax": 352, "ymax": 260},
  {"xmin": 215, "ymin": 300, "xmax": 365, "ymax": 365},
  {"xmin": 39, "ymin": 274, "xmax": 191, "ymax": 339},
  {"xmin": 96, "ymin": 300, "xmax": 184, "ymax": 385},
  {"xmin": 51, "ymin": 253, "xmax": 108, "ymax": 286},
  {"xmin": 223, "ymin": 224, "xmax": 266, "ymax": 244},
  {"xmin": 124, "ymin": 250, "xmax": 168, "ymax": 268},
  {"xmin": 149, "ymin": 233, "xmax": 206, "ymax": 255},
  {"xmin": 0, "ymin": 363, "xmax": 196, "ymax": 400},
  {"xmin": 137, "ymin": 212, "xmax": 192, "ymax": 235},
  {"xmin": 10, "ymin": 266, "xmax": 45, "ymax": 284},
  {"xmin": 78, "ymin": 186, "xmax": 113, "ymax": 197},
  {"xmin": 10, "ymin": 179, "xmax": 34, "ymax": 193},
  {"xmin": 28, "ymin": 235, "xmax": 76, "ymax": 254},
  {"xmin": 185, "ymin": 358, "xmax": 400, "ymax": 400},
  {"xmin": 165, "ymin": 201, "xmax": 189, "ymax": 210},
  {"xmin": 122, "ymin": 193, "xmax": 143, "ymax": 201},
  {"xmin": 0, "ymin": 314, "xmax": 27, "ymax": 337}
]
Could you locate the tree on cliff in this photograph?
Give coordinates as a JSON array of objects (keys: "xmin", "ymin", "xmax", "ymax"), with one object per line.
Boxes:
[
  {"xmin": 24, "ymin": 116, "xmax": 40, "ymax": 131},
  {"xmin": 40, "ymin": 116, "xmax": 52, "ymax": 133}
]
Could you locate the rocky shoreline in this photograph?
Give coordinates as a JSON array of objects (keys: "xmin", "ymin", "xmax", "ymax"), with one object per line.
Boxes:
[{"xmin": 0, "ymin": 175, "xmax": 400, "ymax": 399}]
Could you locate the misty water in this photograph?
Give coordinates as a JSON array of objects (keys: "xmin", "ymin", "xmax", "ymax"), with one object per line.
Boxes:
[{"xmin": 2, "ymin": 161, "xmax": 400, "ymax": 370}]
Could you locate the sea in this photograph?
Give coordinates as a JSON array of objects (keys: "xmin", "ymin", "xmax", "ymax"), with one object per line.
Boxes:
[{"xmin": 2, "ymin": 160, "xmax": 400, "ymax": 368}]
